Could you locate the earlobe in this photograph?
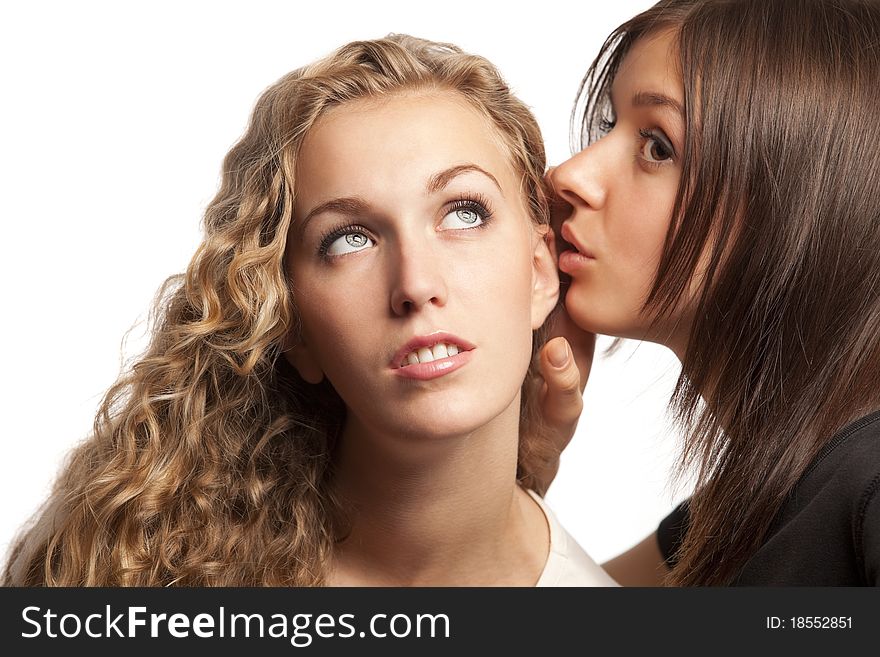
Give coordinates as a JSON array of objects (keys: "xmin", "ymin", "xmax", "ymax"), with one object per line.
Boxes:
[
  {"xmin": 282, "ymin": 334, "xmax": 325, "ymax": 384},
  {"xmin": 531, "ymin": 225, "xmax": 561, "ymax": 330}
]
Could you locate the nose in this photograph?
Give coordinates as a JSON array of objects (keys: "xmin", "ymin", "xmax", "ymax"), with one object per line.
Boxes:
[
  {"xmin": 549, "ymin": 143, "xmax": 608, "ymax": 212},
  {"xmin": 389, "ymin": 236, "xmax": 448, "ymax": 316}
]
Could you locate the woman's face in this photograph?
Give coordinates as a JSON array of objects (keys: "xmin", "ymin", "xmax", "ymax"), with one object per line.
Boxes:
[
  {"xmin": 551, "ymin": 30, "xmax": 689, "ymax": 351},
  {"xmin": 285, "ymin": 92, "xmax": 557, "ymax": 440}
]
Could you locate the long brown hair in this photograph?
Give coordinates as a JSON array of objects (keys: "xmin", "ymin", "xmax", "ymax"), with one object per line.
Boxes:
[
  {"xmin": 3, "ymin": 34, "xmax": 553, "ymax": 586},
  {"xmin": 577, "ymin": 0, "xmax": 880, "ymax": 585}
]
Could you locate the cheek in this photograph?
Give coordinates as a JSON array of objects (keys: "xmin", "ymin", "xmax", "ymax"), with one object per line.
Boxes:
[
  {"xmin": 618, "ymin": 220, "xmax": 668, "ymax": 292},
  {"xmin": 608, "ymin": 189, "xmax": 674, "ymax": 290},
  {"xmin": 458, "ymin": 236, "xmax": 535, "ymax": 317},
  {"xmin": 565, "ymin": 198, "xmax": 675, "ymax": 337},
  {"xmin": 293, "ymin": 270, "xmax": 383, "ymax": 368},
  {"xmin": 473, "ymin": 241, "xmax": 538, "ymax": 379},
  {"xmin": 474, "ymin": 258, "xmax": 530, "ymax": 299}
]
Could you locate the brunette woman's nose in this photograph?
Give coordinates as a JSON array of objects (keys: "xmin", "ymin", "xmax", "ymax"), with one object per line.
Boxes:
[
  {"xmin": 549, "ymin": 146, "xmax": 608, "ymax": 211},
  {"xmin": 390, "ymin": 244, "xmax": 448, "ymax": 316}
]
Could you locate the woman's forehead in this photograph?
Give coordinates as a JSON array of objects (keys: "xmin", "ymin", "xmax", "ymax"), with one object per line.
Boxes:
[
  {"xmin": 296, "ymin": 92, "xmax": 522, "ymax": 197},
  {"xmin": 611, "ymin": 30, "xmax": 683, "ymax": 111}
]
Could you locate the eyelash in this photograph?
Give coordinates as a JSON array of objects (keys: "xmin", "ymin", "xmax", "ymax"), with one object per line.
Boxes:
[
  {"xmin": 598, "ymin": 117, "xmax": 616, "ymax": 135},
  {"xmin": 598, "ymin": 119, "xmax": 676, "ymax": 169},
  {"xmin": 315, "ymin": 193, "xmax": 495, "ymax": 259},
  {"xmin": 317, "ymin": 222, "xmax": 373, "ymax": 258},
  {"xmin": 637, "ymin": 128, "xmax": 675, "ymax": 168},
  {"xmin": 447, "ymin": 193, "xmax": 494, "ymax": 230}
]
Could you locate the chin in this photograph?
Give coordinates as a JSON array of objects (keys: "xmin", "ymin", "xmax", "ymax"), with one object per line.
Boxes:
[
  {"xmin": 388, "ymin": 414, "xmax": 500, "ymax": 441},
  {"xmin": 565, "ymin": 295, "xmax": 637, "ymax": 339},
  {"xmin": 347, "ymin": 376, "xmax": 524, "ymax": 442},
  {"xmin": 369, "ymin": 396, "xmax": 513, "ymax": 441},
  {"xmin": 565, "ymin": 302, "xmax": 611, "ymax": 336}
]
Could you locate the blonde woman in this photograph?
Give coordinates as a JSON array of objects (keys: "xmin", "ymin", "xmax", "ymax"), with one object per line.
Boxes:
[{"xmin": 3, "ymin": 35, "xmax": 609, "ymax": 587}]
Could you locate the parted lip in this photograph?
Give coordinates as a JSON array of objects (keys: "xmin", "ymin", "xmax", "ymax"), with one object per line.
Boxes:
[
  {"xmin": 390, "ymin": 331, "xmax": 476, "ymax": 369},
  {"xmin": 560, "ymin": 221, "xmax": 597, "ymax": 259}
]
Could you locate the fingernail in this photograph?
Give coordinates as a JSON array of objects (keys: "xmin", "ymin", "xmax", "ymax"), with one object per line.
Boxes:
[{"xmin": 548, "ymin": 340, "xmax": 570, "ymax": 368}]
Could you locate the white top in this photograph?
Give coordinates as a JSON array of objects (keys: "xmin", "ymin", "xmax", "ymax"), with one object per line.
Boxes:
[{"xmin": 529, "ymin": 490, "xmax": 619, "ymax": 587}]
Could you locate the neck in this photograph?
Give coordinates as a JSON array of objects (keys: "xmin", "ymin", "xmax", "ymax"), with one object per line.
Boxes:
[{"xmin": 326, "ymin": 396, "xmax": 548, "ymax": 586}]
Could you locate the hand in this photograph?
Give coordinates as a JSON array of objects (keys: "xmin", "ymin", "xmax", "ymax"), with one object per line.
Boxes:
[
  {"xmin": 528, "ymin": 166, "xmax": 594, "ymax": 493},
  {"xmin": 532, "ymin": 303, "xmax": 596, "ymax": 495}
]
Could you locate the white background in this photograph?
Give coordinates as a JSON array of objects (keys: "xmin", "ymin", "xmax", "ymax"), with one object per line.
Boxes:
[{"xmin": 0, "ymin": 0, "xmax": 689, "ymax": 567}]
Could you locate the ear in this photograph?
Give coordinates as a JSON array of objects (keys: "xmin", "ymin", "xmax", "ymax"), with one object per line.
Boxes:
[
  {"xmin": 282, "ymin": 331, "xmax": 325, "ymax": 385},
  {"xmin": 530, "ymin": 224, "xmax": 561, "ymax": 330}
]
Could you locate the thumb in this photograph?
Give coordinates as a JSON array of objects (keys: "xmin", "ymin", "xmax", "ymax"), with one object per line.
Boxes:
[{"xmin": 539, "ymin": 336, "xmax": 584, "ymax": 427}]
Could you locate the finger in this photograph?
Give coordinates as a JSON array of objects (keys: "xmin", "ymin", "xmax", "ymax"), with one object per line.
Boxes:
[
  {"xmin": 539, "ymin": 336, "xmax": 585, "ymax": 427},
  {"xmin": 545, "ymin": 309, "xmax": 596, "ymax": 393}
]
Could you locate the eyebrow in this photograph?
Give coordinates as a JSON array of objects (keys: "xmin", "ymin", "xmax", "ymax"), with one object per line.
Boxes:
[
  {"xmin": 298, "ymin": 163, "xmax": 503, "ymax": 231},
  {"xmin": 300, "ymin": 197, "xmax": 370, "ymax": 230},
  {"xmin": 631, "ymin": 91, "xmax": 684, "ymax": 116},
  {"xmin": 426, "ymin": 164, "xmax": 502, "ymax": 195}
]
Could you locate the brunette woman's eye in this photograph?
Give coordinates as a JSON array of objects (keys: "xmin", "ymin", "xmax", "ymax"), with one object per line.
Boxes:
[
  {"xmin": 598, "ymin": 114, "xmax": 617, "ymax": 135},
  {"xmin": 638, "ymin": 128, "xmax": 675, "ymax": 164}
]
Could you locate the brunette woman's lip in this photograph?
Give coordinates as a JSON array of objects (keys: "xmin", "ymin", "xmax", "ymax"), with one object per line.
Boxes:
[
  {"xmin": 559, "ymin": 249, "xmax": 596, "ymax": 274},
  {"xmin": 560, "ymin": 221, "xmax": 597, "ymax": 259},
  {"xmin": 392, "ymin": 348, "xmax": 475, "ymax": 381}
]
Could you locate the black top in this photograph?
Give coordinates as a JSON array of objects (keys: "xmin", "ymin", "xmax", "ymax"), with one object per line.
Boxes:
[{"xmin": 657, "ymin": 410, "xmax": 880, "ymax": 585}]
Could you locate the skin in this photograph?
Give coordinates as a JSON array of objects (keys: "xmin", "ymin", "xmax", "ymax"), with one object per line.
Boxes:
[
  {"xmin": 546, "ymin": 30, "xmax": 690, "ymax": 584},
  {"xmin": 284, "ymin": 91, "xmax": 561, "ymax": 585},
  {"xmin": 545, "ymin": 27, "xmax": 880, "ymax": 587},
  {"xmin": 550, "ymin": 29, "xmax": 690, "ymax": 358}
]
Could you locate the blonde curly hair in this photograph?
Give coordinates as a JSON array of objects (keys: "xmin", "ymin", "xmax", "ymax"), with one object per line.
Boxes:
[{"xmin": 4, "ymin": 34, "xmax": 553, "ymax": 586}]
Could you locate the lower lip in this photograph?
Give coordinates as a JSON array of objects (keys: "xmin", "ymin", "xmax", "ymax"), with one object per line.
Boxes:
[
  {"xmin": 559, "ymin": 249, "xmax": 596, "ymax": 274},
  {"xmin": 392, "ymin": 349, "xmax": 474, "ymax": 381}
]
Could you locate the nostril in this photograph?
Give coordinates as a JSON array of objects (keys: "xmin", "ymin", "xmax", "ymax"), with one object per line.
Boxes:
[{"xmin": 550, "ymin": 196, "xmax": 574, "ymax": 225}]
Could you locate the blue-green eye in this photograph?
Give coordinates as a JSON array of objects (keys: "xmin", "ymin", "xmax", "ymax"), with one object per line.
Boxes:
[
  {"xmin": 440, "ymin": 207, "xmax": 483, "ymax": 229},
  {"xmin": 439, "ymin": 198, "xmax": 492, "ymax": 230},
  {"xmin": 321, "ymin": 229, "xmax": 374, "ymax": 256}
]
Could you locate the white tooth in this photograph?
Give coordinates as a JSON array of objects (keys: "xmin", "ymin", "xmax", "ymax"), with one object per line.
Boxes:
[
  {"xmin": 432, "ymin": 343, "xmax": 449, "ymax": 359},
  {"xmin": 447, "ymin": 344, "xmax": 459, "ymax": 356},
  {"xmin": 417, "ymin": 347, "xmax": 435, "ymax": 363},
  {"xmin": 406, "ymin": 352, "xmax": 420, "ymax": 365}
]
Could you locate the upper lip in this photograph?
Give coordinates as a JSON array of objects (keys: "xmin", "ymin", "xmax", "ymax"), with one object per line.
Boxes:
[
  {"xmin": 391, "ymin": 331, "xmax": 476, "ymax": 368},
  {"xmin": 560, "ymin": 221, "xmax": 596, "ymax": 259}
]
